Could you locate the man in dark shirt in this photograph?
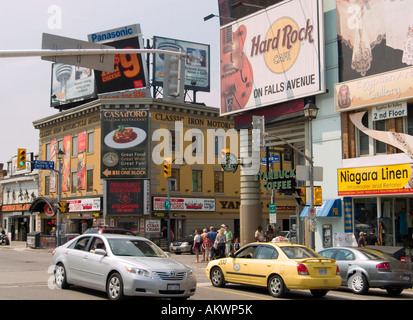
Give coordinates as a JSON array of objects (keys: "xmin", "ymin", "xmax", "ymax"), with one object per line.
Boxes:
[
  {"xmin": 206, "ymin": 226, "xmax": 217, "ymax": 260},
  {"xmin": 366, "ymin": 229, "xmax": 379, "ymax": 245}
]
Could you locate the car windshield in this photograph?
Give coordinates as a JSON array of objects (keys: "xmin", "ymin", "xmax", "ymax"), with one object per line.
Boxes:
[
  {"xmin": 107, "ymin": 239, "xmax": 167, "ymax": 258},
  {"xmin": 281, "ymin": 246, "xmax": 319, "ymax": 259}
]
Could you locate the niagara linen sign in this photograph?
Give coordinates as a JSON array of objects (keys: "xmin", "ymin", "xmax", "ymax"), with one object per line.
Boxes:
[{"xmin": 338, "ymin": 164, "xmax": 413, "ymax": 196}]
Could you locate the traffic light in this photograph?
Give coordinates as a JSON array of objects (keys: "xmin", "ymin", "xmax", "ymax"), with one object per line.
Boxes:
[
  {"xmin": 314, "ymin": 187, "xmax": 323, "ymax": 206},
  {"xmin": 58, "ymin": 201, "xmax": 67, "ymax": 213},
  {"xmin": 17, "ymin": 148, "xmax": 27, "ymax": 170},
  {"xmin": 163, "ymin": 53, "xmax": 185, "ymax": 102},
  {"xmin": 295, "ymin": 187, "xmax": 306, "ymax": 206},
  {"xmin": 163, "ymin": 158, "xmax": 171, "ymax": 178}
]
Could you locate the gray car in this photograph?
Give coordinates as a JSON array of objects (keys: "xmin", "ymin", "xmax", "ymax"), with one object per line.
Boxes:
[
  {"xmin": 51, "ymin": 234, "xmax": 197, "ymax": 300},
  {"xmin": 318, "ymin": 247, "xmax": 413, "ymax": 296}
]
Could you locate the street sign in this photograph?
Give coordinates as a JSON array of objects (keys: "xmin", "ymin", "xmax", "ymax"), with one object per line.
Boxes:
[
  {"xmin": 261, "ymin": 155, "xmax": 280, "ymax": 165},
  {"xmin": 41, "ymin": 33, "xmax": 115, "ymax": 72},
  {"xmin": 269, "ymin": 203, "xmax": 277, "ymax": 223},
  {"xmin": 32, "ymin": 160, "xmax": 55, "ymax": 170},
  {"xmin": 164, "ymin": 199, "xmax": 171, "ymax": 211}
]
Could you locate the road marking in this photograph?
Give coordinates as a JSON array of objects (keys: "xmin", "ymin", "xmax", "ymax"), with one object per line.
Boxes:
[{"xmin": 197, "ymin": 283, "xmax": 272, "ymax": 300}]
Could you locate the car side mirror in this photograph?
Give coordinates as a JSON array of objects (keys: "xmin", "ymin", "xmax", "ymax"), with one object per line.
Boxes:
[
  {"xmin": 95, "ymin": 249, "xmax": 107, "ymax": 256},
  {"xmin": 228, "ymin": 252, "xmax": 234, "ymax": 258}
]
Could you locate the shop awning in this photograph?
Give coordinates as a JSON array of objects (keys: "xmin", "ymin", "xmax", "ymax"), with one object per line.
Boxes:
[
  {"xmin": 300, "ymin": 199, "xmax": 342, "ymax": 218},
  {"xmin": 29, "ymin": 197, "xmax": 58, "ymax": 213}
]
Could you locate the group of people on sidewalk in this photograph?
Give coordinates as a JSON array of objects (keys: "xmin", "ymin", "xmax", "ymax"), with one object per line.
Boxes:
[{"xmin": 192, "ymin": 225, "xmax": 240, "ymax": 263}]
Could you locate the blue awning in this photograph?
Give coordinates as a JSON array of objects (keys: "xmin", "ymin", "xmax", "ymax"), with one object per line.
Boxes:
[{"xmin": 300, "ymin": 199, "xmax": 342, "ymax": 218}]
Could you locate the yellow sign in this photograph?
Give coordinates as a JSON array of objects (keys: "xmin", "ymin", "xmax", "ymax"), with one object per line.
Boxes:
[{"xmin": 338, "ymin": 163, "xmax": 413, "ymax": 196}]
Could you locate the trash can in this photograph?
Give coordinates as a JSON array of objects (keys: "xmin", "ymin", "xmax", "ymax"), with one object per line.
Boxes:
[{"xmin": 27, "ymin": 231, "xmax": 41, "ymax": 248}]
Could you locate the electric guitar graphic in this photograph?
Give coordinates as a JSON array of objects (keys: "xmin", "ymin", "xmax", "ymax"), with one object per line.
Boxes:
[{"xmin": 220, "ymin": 24, "xmax": 253, "ymax": 114}]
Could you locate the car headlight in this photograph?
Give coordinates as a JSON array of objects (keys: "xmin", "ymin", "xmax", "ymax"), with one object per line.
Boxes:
[
  {"xmin": 125, "ymin": 266, "xmax": 152, "ymax": 278},
  {"xmin": 182, "ymin": 242, "xmax": 189, "ymax": 246}
]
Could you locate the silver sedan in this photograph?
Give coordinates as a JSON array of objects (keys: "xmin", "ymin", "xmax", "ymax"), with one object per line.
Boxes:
[
  {"xmin": 318, "ymin": 247, "xmax": 413, "ymax": 296},
  {"xmin": 51, "ymin": 234, "xmax": 197, "ymax": 300}
]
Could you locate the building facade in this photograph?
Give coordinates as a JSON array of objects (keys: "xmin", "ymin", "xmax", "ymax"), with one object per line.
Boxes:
[{"xmin": 31, "ymin": 97, "xmax": 285, "ymax": 243}]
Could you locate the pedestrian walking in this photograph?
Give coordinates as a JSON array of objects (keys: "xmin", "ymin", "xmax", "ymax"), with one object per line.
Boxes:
[
  {"xmin": 192, "ymin": 229, "xmax": 202, "ymax": 262},
  {"xmin": 214, "ymin": 228, "xmax": 226, "ymax": 258},
  {"xmin": 201, "ymin": 228, "xmax": 208, "ymax": 262},
  {"xmin": 223, "ymin": 224, "xmax": 233, "ymax": 256}
]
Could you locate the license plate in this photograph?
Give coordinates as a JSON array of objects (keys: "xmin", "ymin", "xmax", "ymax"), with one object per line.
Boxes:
[
  {"xmin": 402, "ymin": 275, "xmax": 410, "ymax": 281},
  {"xmin": 168, "ymin": 284, "xmax": 180, "ymax": 291},
  {"xmin": 318, "ymin": 268, "xmax": 327, "ymax": 275}
]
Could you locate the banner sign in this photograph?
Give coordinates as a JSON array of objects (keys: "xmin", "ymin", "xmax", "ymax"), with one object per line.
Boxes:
[
  {"xmin": 153, "ymin": 36, "xmax": 210, "ymax": 92},
  {"xmin": 100, "ymin": 109, "xmax": 149, "ymax": 179},
  {"xmin": 338, "ymin": 164, "xmax": 413, "ymax": 196},
  {"xmin": 153, "ymin": 197, "xmax": 215, "ymax": 212},
  {"xmin": 106, "ymin": 180, "xmax": 144, "ymax": 215},
  {"xmin": 88, "ymin": 24, "xmax": 148, "ymax": 94},
  {"xmin": 51, "ymin": 63, "xmax": 96, "ymax": 108},
  {"xmin": 219, "ymin": 0, "xmax": 325, "ymax": 116}
]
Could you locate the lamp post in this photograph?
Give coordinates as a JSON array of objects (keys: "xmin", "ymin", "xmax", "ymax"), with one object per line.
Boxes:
[
  {"xmin": 303, "ymin": 102, "xmax": 318, "ymax": 250},
  {"xmin": 56, "ymin": 149, "xmax": 65, "ymax": 247}
]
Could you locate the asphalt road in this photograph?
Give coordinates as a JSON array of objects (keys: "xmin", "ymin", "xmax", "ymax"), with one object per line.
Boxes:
[{"xmin": 1, "ymin": 242, "xmax": 413, "ymax": 303}]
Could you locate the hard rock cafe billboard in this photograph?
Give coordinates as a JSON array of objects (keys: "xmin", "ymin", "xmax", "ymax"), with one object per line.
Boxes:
[{"xmin": 219, "ymin": 0, "xmax": 325, "ymax": 116}]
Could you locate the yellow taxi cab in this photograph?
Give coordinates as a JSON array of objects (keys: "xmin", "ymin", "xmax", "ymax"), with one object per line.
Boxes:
[{"xmin": 205, "ymin": 241, "xmax": 341, "ymax": 298}]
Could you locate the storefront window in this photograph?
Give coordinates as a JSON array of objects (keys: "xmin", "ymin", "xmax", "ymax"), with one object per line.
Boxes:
[{"xmin": 354, "ymin": 198, "xmax": 377, "ymax": 240}]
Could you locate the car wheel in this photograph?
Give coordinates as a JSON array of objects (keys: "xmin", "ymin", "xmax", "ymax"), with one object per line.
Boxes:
[
  {"xmin": 210, "ymin": 267, "xmax": 226, "ymax": 287},
  {"xmin": 310, "ymin": 289, "xmax": 328, "ymax": 297},
  {"xmin": 55, "ymin": 263, "xmax": 70, "ymax": 289},
  {"xmin": 107, "ymin": 272, "xmax": 124, "ymax": 300},
  {"xmin": 348, "ymin": 273, "xmax": 369, "ymax": 295},
  {"xmin": 267, "ymin": 275, "xmax": 286, "ymax": 298},
  {"xmin": 386, "ymin": 288, "xmax": 403, "ymax": 296}
]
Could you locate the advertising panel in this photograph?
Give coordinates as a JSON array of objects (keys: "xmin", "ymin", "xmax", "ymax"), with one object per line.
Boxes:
[
  {"xmin": 77, "ymin": 130, "xmax": 86, "ymax": 190},
  {"xmin": 153, "ymin": 197, "xmax": 215, "ymax": 212},
  {"xmin": 219, "ymin": 0, "xmax": 325, "ymax": 116},
  {"xmin": 106, "ymin": 180, "xmax": 144, "ymax": 215},
  {"xmin": 50, "ymin": 63, "xmax": 96, "ymax": 108},
  {"xmin": 336, "ymin": 0, "xmax": 413, "ymax": 81},
  {"xmin": 88, "ymin": 24, "xmax": 148, "ymax": 94},
  {"xmin": 338, "ymin": 164, "xmax": 413, "ymax": 196},
  {"xmin": 153, "ymin": 36, "xmax": 210, "ymax": 92},
  {"xmin": 100, "ymin": 109, "xmax": 149, "ymax": 179},
  {"xmin": 334, "ymin": 66, "xmax": 413, "ymax": 112},
  {"xmin": 62, "ymin": 134, "xmax": 71, "ymax": 192}
]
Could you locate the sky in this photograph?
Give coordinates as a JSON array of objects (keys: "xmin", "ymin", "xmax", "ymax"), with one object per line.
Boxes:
[{"xmin": 0, "ymin": 0, "xmax": 221, "ymax": 165}]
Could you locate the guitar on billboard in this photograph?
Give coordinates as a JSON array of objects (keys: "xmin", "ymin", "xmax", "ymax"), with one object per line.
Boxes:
[{"xmin": 220, "ymin": 24, "xmax": 253, "ymax": 114}]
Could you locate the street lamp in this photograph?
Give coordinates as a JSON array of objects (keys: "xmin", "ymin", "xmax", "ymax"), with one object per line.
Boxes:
[
  {"xmin": 56, "ymin": 149, "xmax": 65, "ymax": 246},
  {"xmin": 303, "ymin": 102, "xmax": 318, "ymax": 250}
]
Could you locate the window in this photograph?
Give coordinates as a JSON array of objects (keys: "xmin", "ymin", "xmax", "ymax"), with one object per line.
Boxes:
[
  {"xmin": 69, "ymin": 236, "xmax": 91, "ymax": 251},
  {"xmin": 335, "ymin": 249, "xmax": 355, "ymax": 261},
  {"xmin": 374, "ymin": 120, "xmax": 386, "ymax": 154},
  {"xmin": 71, "ymin": 172, "xmax": 77, "ymax": 193},
  {"xmin": 72, "ymin": 136, "xmax": 78, "ymax": 157},
  {"xmin": 235, "ymin": 245, "xmax": 258, "ymax": 258},
  {"xmin": 357, "ymin": 113, "xmax": 369, "ymax": 156},
  {"xmin": 192, "ymin": 132, "xmax": 203, "ymax": 155},
  {"xmin": 255, "ymin": 245, "xmax": 278, "ymax": 259},
  {"xmin": 170, "ymin": 168, "xmax": 180, "ymax": 191},
  {"xmin": 87, "ymin": 132, "xmax": 94, "ymax": 153},
  {"xmin": 46, "ymin": 143, "xmax": 51, "ymax": 161},
  {"xmin": 87, "ymin": 169, "xmax": 93, "ymax": 192},
  {"xmin": 214, "ymin": 171, "xmax": 224, "ymax": 193},
  {"xmin": 192, "ymin": 170, "xmax": 202, "ymax": 192},
  {"xmin": 44, "ymin": 176, "xmax": 50, "ymax": 195}
]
